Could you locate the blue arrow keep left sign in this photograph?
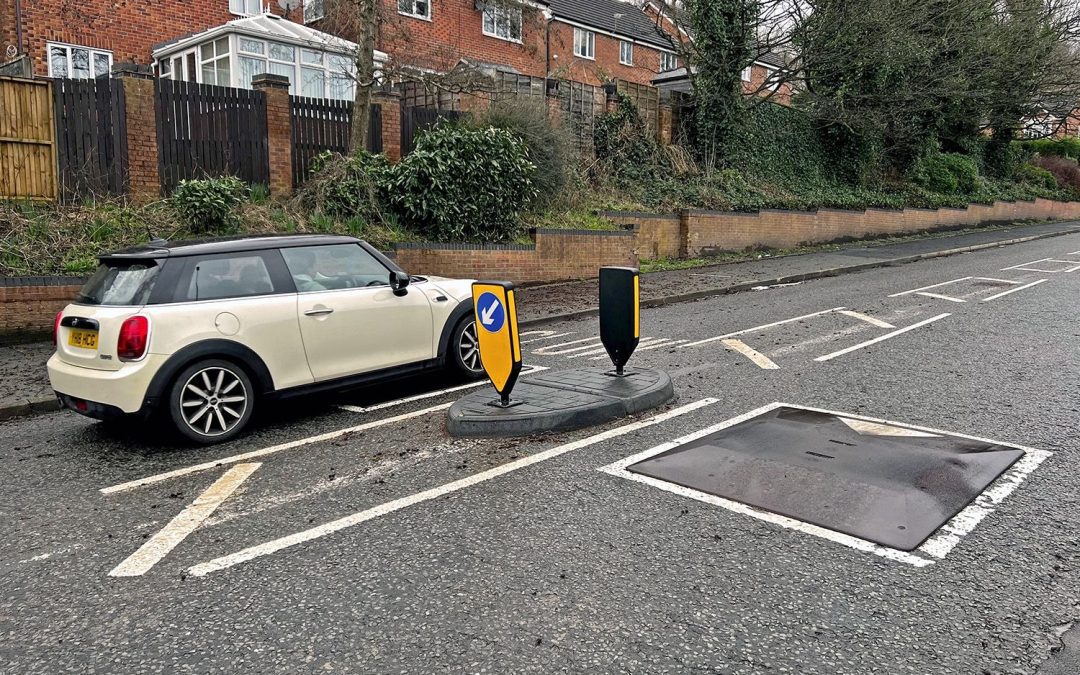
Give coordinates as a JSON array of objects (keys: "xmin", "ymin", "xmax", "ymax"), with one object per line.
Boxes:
[{"xmin": 477, "ymin": 292, "xmax": 506, "ymax": 333}]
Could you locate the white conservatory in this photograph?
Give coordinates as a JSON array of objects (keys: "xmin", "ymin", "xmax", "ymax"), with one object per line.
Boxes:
[{"xmin": 151, "ymin": 13, "xmax": 387, "ymax": 100}]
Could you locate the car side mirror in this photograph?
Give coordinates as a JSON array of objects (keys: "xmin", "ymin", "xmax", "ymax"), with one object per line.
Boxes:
[{"xmin": 390, "ymin": 271, "xmax": 411, "ymax": 297}]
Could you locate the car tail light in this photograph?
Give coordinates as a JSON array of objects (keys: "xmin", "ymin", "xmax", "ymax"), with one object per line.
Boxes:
[
  {"xmin": 53, "ymin": 311, "xmax": 63, "ymax": 346},
  {"xmin": 117, "ymin": 316, "xmax": 150, "ymax": 361}
]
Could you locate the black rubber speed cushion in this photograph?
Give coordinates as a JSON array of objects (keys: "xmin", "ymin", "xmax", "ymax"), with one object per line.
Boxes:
[{"xmin": 628, "ymin": 406, "xmax": 1024, "ymax": 551}]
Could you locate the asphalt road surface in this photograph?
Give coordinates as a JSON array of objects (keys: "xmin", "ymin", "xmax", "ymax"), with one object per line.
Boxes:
[{"xmin": 2, "ymin": 234, "xmax": 1079, "ymax": 674}]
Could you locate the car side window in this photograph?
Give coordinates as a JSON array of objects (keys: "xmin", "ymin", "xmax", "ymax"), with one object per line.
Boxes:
[
  {"xmin": 280, "ymin": 244, "xmax": 391, "ymax": 292},
  {"xmin": 180, "ymin": 255, "xmax": 276, "ymax": 301}
]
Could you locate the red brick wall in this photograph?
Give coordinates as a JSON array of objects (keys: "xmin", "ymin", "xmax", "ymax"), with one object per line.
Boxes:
[
  {"xmin": 393, "ymin": 229, "xmax": 637, "ymax": 284},
  {"xmin": 547, "ymin": 21, "xmax": 672, "ymax": 87},
  {"xmin": 373, "ymin": 91, "xmax": 403, "ymax": 162},
  {"xmin": 255, "ymin": 78, "xmax": 294, "ymax": 197},
  {"xmin": 10, "ymin": 1, "xmax": 299, "ymax": 77},
  {"xmin": 742, "ymin": 64, "xmax": 793, "ymax": 106},
  {"xmin": 0, "ymin": 283, "xmax": 82, "ymax": 335}
]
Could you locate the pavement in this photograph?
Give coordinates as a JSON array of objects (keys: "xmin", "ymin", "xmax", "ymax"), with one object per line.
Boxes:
[
  {"xmin": 2, "ymin": 229, "xmax": 1079, "ymax": 673},
  {"xmin": 3, "ymin": 219, "xmax": 1078, "ymax": 421}
]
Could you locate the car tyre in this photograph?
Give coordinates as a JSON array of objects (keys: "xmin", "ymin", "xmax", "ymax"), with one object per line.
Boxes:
[
  {"xmin": 449, "ymin": 317, "xmax": 486, "ymax": 380},
  {"xmin": 168, "ymin": 359, "xmax": 255, "ymax": 445}
]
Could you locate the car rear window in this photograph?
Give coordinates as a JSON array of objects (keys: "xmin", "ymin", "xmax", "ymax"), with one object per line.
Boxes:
[{"xmin": 76, "ymin": 260, "xmax": 160, "ymax": 306}]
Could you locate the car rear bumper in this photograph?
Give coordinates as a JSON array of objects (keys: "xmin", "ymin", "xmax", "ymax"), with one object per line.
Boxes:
[{"xmin": 47, "ymin": 352, "xmax": 168, "ymax": 415}]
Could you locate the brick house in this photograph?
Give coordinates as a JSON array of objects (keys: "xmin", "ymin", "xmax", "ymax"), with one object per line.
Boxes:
[
  {"xmin": 306, "ymin": 0, "xmax": 681, "ymax": 88},
  {"xmin": 1, "ymin": 1, "xmax": 317, "ymax": 79}
]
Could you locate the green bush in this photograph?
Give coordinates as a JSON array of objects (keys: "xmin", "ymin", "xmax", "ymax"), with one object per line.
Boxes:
[
  {"xmin": 1015, "ymin": 163, "xmax": 1058, "ymax": 190},
  {"xmin": 594, "ymin": 94, "xmax": 666, "ymax": 181},
  {"xmin": 383, "ymin": 125, "xmax": 537, "ymax": 242},
  {"xmin": 909, "ymin": 152, "xmax": 978, "ymax": 194},
  {"xmin": 476, "ymin": 97, "xmax": 577, "ymax": 208},
  {"xmin": 171, "ymin": 176, "xmax": 249, "ymax": 232},
  {"xmin": 1021, "ymin": 137, "xmax": 1080, "ymax": 160},
  {"xmin": 297, "ymin": 150, "xmax": 391, "ymax": 222}
]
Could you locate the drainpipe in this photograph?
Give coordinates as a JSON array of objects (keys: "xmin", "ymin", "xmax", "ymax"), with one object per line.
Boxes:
[
  {"xmin": 14, "ymin": 0, "xmax": 24, "ymax": 56},
  {"xmin": 544, "ymin": 8, "xmax": 553, "ymax": 77}
]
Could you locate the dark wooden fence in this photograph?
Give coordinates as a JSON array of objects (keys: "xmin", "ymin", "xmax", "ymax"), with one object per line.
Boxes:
[
  {"xmin": 290, "ymin": 97, "xmax": 383, "ymax": 187},
  {"xmin": 400, "ymin": 106, "xmax": 466, "ymax": 157},
  {"xmin": 53, "ymin": 77, "xmax": 128, "ymax": 200},
  {"xmin": 155, "ymin": 79, "xmax": 270, "ymax": 194}
]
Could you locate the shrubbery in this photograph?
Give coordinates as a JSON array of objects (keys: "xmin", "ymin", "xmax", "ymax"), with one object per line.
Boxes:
[
  {"xmin": 1015, "ymin": 163, "xmax": 1059, "ymax": 190},
  {"xmin": 297, "ymin": 150, "xmax": 391, "ymax": 223},
  {"xmin": 1033, "ymin": 155, "xmax": 1080, "ymax": 193},
  {"xmin": 1021, "ymin": 137, "xmax": 1080, "ymax": 160},
  {"xmin": 171, "ymin": 176, "xmax": 249, "ymax": 232},
  {"xmin": 909, "ymin": 152, "xmax": 979, "ymax": 194},
  {"xmin": 384, "ymin": 125, "xmax": 537, "ymax": 242}
]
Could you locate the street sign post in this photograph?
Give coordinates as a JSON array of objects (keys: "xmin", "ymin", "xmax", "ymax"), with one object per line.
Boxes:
[
  {"xmin": 599, "ymin": 266, "xmax": 640, "ymax": 377},
  {"xmin": 471, "ymin": 281, "xmax": 523, "ymax": 407}
]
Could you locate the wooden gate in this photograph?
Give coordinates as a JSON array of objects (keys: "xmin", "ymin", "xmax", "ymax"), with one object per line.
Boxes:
[
  {"xmin": 155, "ymin": 79, "xmax": 270, "ymax": 194},
  {"xmin": 53, "ymin": 78, "xmax": 129, "ymax": 200},
  {"xmin": 290, "ymin": 96, "xmax": 383, "ymax": 187},
  {"xmin": 400, "ymin": 106, "xmax": 465, "ymax": 156},
  {"xmin": 0, "ymin": 77, "xmax": 58, "ymax": 200}
]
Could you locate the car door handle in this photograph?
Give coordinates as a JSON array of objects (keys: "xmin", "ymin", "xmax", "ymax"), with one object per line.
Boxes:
[{"xmin": 304, "ymin": 308, "xmax": 334, "ymax": 317}]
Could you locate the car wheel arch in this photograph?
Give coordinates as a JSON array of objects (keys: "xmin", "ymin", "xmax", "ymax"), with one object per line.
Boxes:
[
  {"xmin": 437, "ymin": 300, "xmax": 475, "ymax": 363},
  {"xmin": 145, "ymin": 340, "xmax": 275, "ymax": 408}
]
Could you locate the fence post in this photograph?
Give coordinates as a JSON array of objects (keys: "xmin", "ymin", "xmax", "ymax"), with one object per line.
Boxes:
[
  {"xmin": 371, "ymin": 89, "xmax": 402, "ymax": 162},
  {"xmin": 252, "ymin": 73, "xmax": 293, "ymax": 197},
  {"xmin": 113, "ymin": 63, "xmax": 159, "ymax": 202}
]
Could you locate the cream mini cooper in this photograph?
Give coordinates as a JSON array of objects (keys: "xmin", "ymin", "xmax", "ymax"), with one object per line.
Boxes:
[{"xmin": 47, "ymin": 235, "xmax": 484, "ymax": 444}]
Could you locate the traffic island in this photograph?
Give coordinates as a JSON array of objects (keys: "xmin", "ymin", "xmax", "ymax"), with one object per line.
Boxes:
[{"xmin": 447, "ymin": 367, "xmax": 674, "ymax": 437}]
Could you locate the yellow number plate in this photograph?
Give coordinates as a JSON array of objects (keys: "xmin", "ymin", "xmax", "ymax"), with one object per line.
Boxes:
[{"xmin": 68, "ymin": 329, "xmax": 99, "ymax": 350}]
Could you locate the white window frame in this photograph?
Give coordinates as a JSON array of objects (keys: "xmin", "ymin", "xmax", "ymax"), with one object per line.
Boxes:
[
  {"xmin": 304, "ymin": 0, "xmax": 326, "ymax": 23},
  {"xmin": 482, "ymin": 4, "xmax": 523, "ymax": 43},
  {"xmin": 741, "ymin": 65, "xmax": 753, "ymax": 82},
  {"xmin": 619, "ymin": 40, "xmax": 633, "ymax": 66},
  {"xmin": 660, "ymin": 51, "xmax": 678, "ymax": 72},
  {"xmin": 199, "ymin": 37, "xmax": 232, "ymax": 87},
  {"xmin": 573, "ymin": 28, "xmax": 595, "ymax": 60},
  {"xmin": 47, "ymin": 42, "xmax": 113, "ymax": 79},
  {"xmin": 764, "ymin": 67, "xmax": 780, "ymax": 92},
  {"xmin": 398, "ymin": 0, "xmax": 431, "ymax": 20},
  {"xmin": 229, "ymin": 0, "xmax": 263, "ymax": 17}
]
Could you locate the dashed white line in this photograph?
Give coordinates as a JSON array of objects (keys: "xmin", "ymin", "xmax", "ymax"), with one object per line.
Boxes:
[
  {"xmin": 109, "ymin": 463, "xmax": 261, "ymax": 577},
  {"xmin": 338, "ymin": 365, "xmax": 548, "ymax": 413},
  {"xmin": 916, "ymin": 292, "xmax": 966, "ymax": 303},
  {"xmin": 187, "ymin": 398, "xmax": 720, "ymax": 577},
  {"xmin": 980, "ymin": 279, "xmax": 1048, "ymax": 302},
  {"xmin": 721, "ymin": 339, "xmax": 780, "ymax": 370},
  {"xmin": 568, "ymin": 337, "xmax": 668, "ymax": 359},
  {"xmin": 531, "ymin": 337, "xmax": 604, "ymax": 356},
  {"xmin": 100, "ymin": 404, "xmax": 452, "ymax": 495},
  {"xmin": 814, "ymin": 313, "xmax": 951, "ymax": 362},
  {"xmin": 888, "ymin": 278, "xmax": 971, "ymax": 298},
  {"xmin": 520, "ymin": 332, "xmax": 575, "ymax": 345},
  {"xmin": 679, "ymin": 307, "xmax": 846, "ymax": 349},
  {"xmin": 836, "ymin": 310, "xmax": 896, "ymax": 329}
]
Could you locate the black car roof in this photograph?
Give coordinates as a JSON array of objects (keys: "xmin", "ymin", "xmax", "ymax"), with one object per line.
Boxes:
[{"xmin": 103, "ymin": 234, "xmax": 364, "ymax": 259}]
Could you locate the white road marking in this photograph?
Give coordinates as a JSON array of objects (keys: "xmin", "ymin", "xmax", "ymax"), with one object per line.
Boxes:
[
  {"xmin": 100, "ymin": 404, "xmax": 452, "ymax": 495},
  {"xmin": 679, "ymin": 307, "xmax": 846, "ymax": 349},
  {"xmin": 588, "ymin": 339, "xmax": 689, "ymax": 360},
  {"xmin": 888, "ymin": 277, "xmax": 972, "ymax": 298},
  {"xmin": 187, "ymin": 398, "xmax": 720, "ymax": 577},
  {"xmin": 975, "ymin": 277, "xmax": 1025, "ymax": 285},
  {"xmin": 600, "ymin": 402, "xmax": 1050, "ymax": 567},
  {"xmin": 916, "ymin": 292, "xmax": 966, "ymax": 303},
  {"xmin": 531, "ymin": 337, "xmax": 604, "ymax": 356},
  {"xmin": 567, "ymin": 337, "xmax": 668, "ymax": 359},
  {"xmin": 814, "ymin": 314, "xmax": 951, "ymax": 362},
  {"xmin": 721, "ymin": 339, "xmax": 780, "ymax": 370},
  {"xmin": 338, "ymin": 365, "xmax": 548, "ymax": 413},
  {"xmin": 109, "ymin": 463, "xmax": 261, "ymax": 577},
  {"xmin": 1002, "ymin": 258, "xmax": 1080, "ymax": 273},
  {"xmin": 980, "ymin": 279, "xmax": 1049, "ymax": 303},
  {"xmin": 836, "ymin": 310, "xmax": 895, "ymax": 329},
  {"xmin": 1002, "ymin": 258, "xmax": 1052, "ymax": 271},
  {"xmin": 520, "ymin": 332, "xmax": 575, "ymax": 345}
]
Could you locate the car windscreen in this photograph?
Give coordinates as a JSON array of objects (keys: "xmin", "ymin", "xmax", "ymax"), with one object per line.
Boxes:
[{"xmin": 76, "ymin": 259, "xmax": 160, "ymax": 306}]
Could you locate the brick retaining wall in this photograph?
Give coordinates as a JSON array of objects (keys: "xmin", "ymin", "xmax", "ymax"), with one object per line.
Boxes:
[{"xmin": 0, "ymin": 278, "xmax": 84, "ymax": 338}]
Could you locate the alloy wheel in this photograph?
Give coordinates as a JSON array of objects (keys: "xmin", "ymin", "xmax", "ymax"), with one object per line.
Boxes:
[
  {"xmin": 179, "ymin": 366, "xmax": 249, "ymax": 438},
  {"xmin": 459, "ymin": 320, "xmax": 483, "ymax": 373}
]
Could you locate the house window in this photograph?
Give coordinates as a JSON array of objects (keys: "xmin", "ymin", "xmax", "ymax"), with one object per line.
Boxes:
[
  {"xmin": 660, "ymin": 52, "xmax": 678, "ymax": 72},
  {"xmin": 229, "ymin": 0, "xmax": 262, "ymax": 16},
  {"xmin": 741, "ymin": 65, "xmax": 752, "ymax": 81},
  {"xmin": 200, "ymin": 37, "xmax": 231, "ymax": 87},
  {"xmin": 573, "ymin": 28, "xmax": 595, "ymax": 60},
  {"xmin": 398, "ymin": 0, "xmax": 430, "ymax": 19},
  {"xmin": 47, "ymin": 43, "xmax": 112, "ymax": 79},
  {"xmin": 328, "ymin": 55, "xmax": 356, "ymax": 100},
  {"xmin": 304, "ymin": 0, "xmax": 326, "ymax": 23},
  {"xmin": 619, "ymin": 40, "xmax": 633, "ymax": 66},
  {"xmin": 482, "ymin": 4, "xmax": 522, "ymax": 42}
]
